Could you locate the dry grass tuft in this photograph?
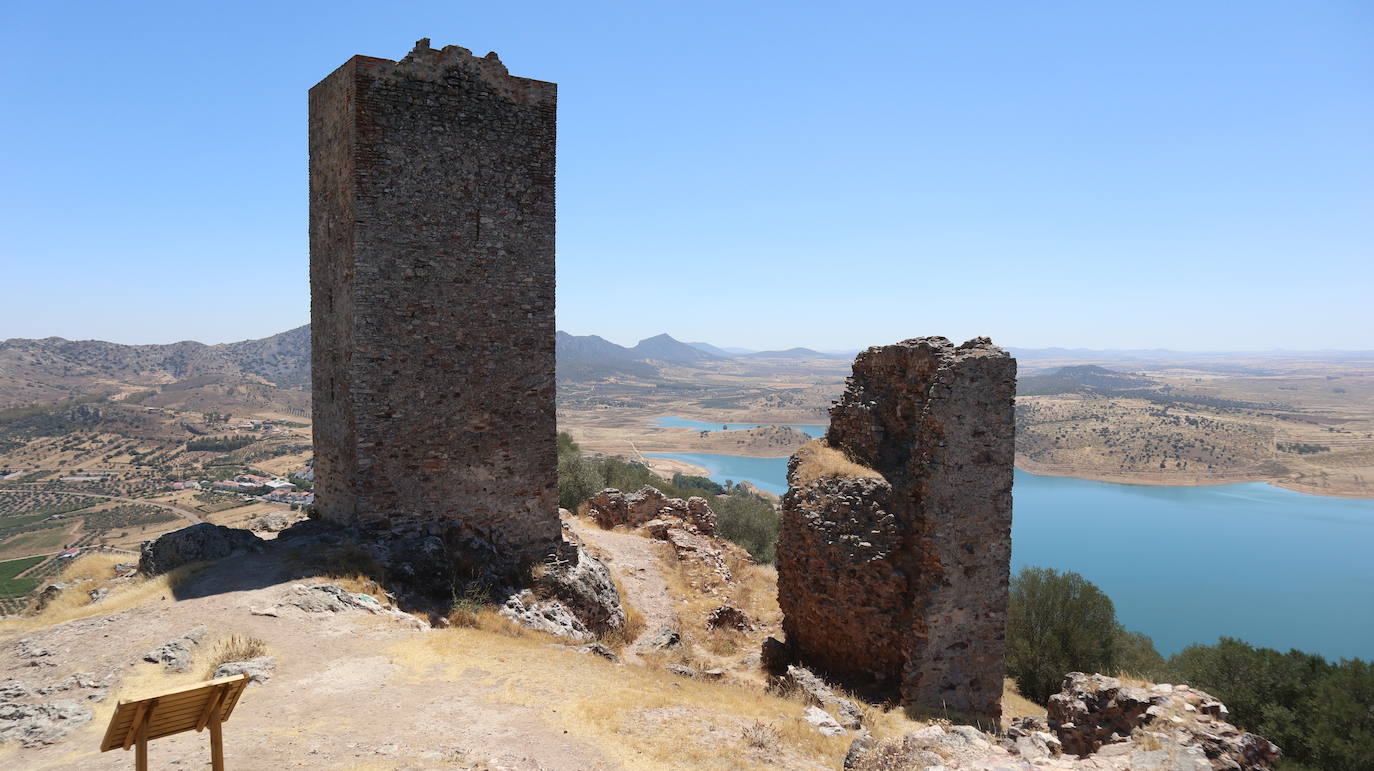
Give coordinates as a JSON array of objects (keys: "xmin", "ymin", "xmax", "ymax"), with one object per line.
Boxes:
[
  {"xmin": 791, "ymin": 440, "xmax": 884, "ymax": 487},
  {"xmin": 201, "ymin": 634, "xmax": 268, "ymax": 678},
  {"xmin": 741, "ymin": 719, "xmax": 781, "ymax": 749}
]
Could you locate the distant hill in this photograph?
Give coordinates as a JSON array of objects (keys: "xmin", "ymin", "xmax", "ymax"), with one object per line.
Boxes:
[
  {"xmin": 632, "ymin": 334, "xmax": 726, "ymax": 364},
  {"xmin": 555, "ymin": 332, "xmax": 657, "ymax": 381},
  {"xmin": 740, "ymin": 347, "xmax": 840, "ymax": 360},
  {"xmin": 1016, "ymin": 365, "xmax": 1157, "ymax": 396},
  {"xmin": 0, "ymin": 326, "xmax": 311, "ymax": 409},
  {"xmin": 685, "ymin": 341, "xmax": 741, "ymax": 358}
]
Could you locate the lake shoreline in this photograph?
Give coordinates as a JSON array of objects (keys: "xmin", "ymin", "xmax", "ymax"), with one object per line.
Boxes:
[{"xmin": 1015, "ymin": 457, "xmax": 1374, "ymax": 500}]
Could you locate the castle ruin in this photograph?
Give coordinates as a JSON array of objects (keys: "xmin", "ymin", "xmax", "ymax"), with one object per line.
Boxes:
[
  {"xmin": 308, "ymin": 40, "xmax": 560, "ymax": 581},
  {"xmin": 776, "ymin": 336, "xmax": 1016, "ymax": 720}
]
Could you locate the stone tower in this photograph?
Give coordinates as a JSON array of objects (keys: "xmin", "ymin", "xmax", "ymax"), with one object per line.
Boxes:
[
  {"xmin": 308, "ymin": 40, "xmax": 559, "ymax": 576},
  {"xmin": 776, "ymin": 336, "xmax": 1016, "ymax": 721}
]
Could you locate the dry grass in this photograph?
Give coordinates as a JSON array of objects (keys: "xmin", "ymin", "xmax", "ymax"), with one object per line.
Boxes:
[
  {"xmin": 2, "ymin": 560, "xmax": 208, "ymax": 630},
  {"xmin": 201, "ymin": 634, "xmax": 268, "ymax": 678},
  {"xmin": 389, "ymin": 625, "xmax": 884, "ymax": 769},
  {"xmin": 598, "ymin": 575, "xmax": 646, "ymax": 651},
  {"xmin": 1000, "ymin": 677, "xmax": 1047, "ymax": 726},
  {"xmin": 54, "ymin": 552, "xmax": 129, "ymax": 583},
  {"xmin": 790, "ymin": 440, "xmax": 884, "ymax": 487}
]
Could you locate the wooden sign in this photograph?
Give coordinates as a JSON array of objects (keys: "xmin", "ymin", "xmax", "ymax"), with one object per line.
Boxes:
[{"xmin": 100, "ymin": 673, "xmax": 250, "ymax": 770}]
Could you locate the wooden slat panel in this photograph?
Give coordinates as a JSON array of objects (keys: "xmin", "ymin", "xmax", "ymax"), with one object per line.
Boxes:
[{"xmin": 100, "ymin": 674, "xmax": 250, "ymax": 752}]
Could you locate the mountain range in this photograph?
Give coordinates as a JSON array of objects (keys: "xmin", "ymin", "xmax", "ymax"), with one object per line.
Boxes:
[{"xmin": 6, "ymin": 325, "xmax": 1370, "ymax": 410}]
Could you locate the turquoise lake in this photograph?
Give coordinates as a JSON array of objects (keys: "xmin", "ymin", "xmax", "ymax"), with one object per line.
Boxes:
[{"xmin": 643, "ymin": 451, "xmax": 1374, "ymax": 661}]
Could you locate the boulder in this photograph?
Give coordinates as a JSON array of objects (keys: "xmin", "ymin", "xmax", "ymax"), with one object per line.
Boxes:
[
  {"xmin": 1048, "ymin": 672, "xmax": 1280, "ymax": 768},
  {"xmin": 533, "ymin": 546, "xmax": 625, "ymax": 635},
  {"xmin": 685, "ymin": 496, "xmax": 717, "ymax": 534},
  {"xmin": 499, "ymin": 594, "xmax": 592, "ymax": 641},
  {"xmin": 625, "ymin": 485, "xmax": 670, "ymax": 523},
  {"xmin": 643, "ymin": 627, "xmax": 681, "ymax": 651},
  {"xmin": 252, "ymin": 512, "xmax": 291, "ymax": 532},
  {"xmin": 586, "ymin": 488, "xmax": 630, "ymax": 528},
  {"xmin": 213, "ymin": 657, "xmax": 275, "ymax": 684},
  {"xmin": 142, "ymin": 625, "xmax": 207, "ymax": 672},
  {"xmin": 705, "ymin": 604, "xmax": 751, "ymax": 632},
  {"xmin": 773, "ymin": 664, "xmax": 864, "ymax": 730},
  {"xmin": 139, "ymin": 523, "xmax": 261, "ymax": 575},
  {"xmin": 803, "ymin": 706, "xmax": 845, "ymax": 736}
]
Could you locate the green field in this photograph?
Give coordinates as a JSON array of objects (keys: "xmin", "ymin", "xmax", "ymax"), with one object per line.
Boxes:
[{"xmin": 0, "ymin": 555, "xmax": 47, "ymax": 598}]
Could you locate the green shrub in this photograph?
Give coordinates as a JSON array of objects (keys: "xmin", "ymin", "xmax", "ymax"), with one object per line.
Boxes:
[
  {"xmin": 1169, "ymin": 638, "xmax": 1373, "ymax": 771},
  {"xmin": 1006, "ymin": 566, "xmax": 1121, "ymax": 702}
]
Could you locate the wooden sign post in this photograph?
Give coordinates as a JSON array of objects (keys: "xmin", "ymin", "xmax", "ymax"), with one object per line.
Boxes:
[{"xmin": 100, "ymin": 673, "xmax": 250, "ymax": 770}]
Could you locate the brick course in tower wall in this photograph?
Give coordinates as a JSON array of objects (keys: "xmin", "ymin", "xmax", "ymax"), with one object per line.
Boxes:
[
  {"xmin": 777, "ymin": 336, "xmax": 1016, "ymax": 721},
  {"xmin": 308, "ymin": 39, "xmax": 559, "ymax": 573}
]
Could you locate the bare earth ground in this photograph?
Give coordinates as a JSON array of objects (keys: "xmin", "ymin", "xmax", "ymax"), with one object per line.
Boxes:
[{"xmin": 9, "ymin": 514, "xmax": 1031, "ymax": 770}]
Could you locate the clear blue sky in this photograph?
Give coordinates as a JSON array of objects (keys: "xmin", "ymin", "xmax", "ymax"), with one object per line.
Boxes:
[{"xmin": 2, "ymin": 1, "xmax": 1370, "ymax": 351}]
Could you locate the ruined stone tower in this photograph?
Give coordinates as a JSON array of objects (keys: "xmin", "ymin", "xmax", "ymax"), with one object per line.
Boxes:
[
  {"xmin": 308, "ymin": 40, "xmax": 559, "ymax": 576},
  {"xmin": 776, "ymin": 336, "xmax": 1016, "ymax": 720}
]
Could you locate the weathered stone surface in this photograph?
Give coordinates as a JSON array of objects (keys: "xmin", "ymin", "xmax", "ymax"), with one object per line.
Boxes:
[
  {"xmin": 1048, "ymin": 673, "xmax": 1280, "ymax": 769},
  {"xmin": 773, "ymin": 664, "xmax": 864, "ymax": 730},
  {"xmin": 501, "ymin": 594, "xmax": 592, "ymax": 641},
  {"xmin": 777, "ymin": 336, "xmax": 1016, "ymax": 721},
  {"xmin": 586, "ymin": 488, "xmax": 629, "ymax": 528},
  {"xmin": 142, "ymin": 625, "xmax": 207, "ymax": 672},
  {"xmin": 252, "ymin": 512, "xmax": 292, "ymax": 532},
  {"xmin": 0, "ymin": 700, "xmax": 92, "ymax": 747},
  {"xmin": 309, "ymin": 39, "xmax": 559, "ymax": 586},
  {"xmin": 685, "ymin": 496, "xmax": 716, "ymax": 534},
  {"xmin": 643, "ymin": 627, "xmax": 681, "ymax": 650},
  {"xmin": 587, "ymin": 486, "xmax": 718, "ymax": 535},
  {"xmin": 139, "ymin": 523, "xmax": 261, "ymax": 575},
  {"xmin": 533, "ymin": 546, "xmax": 626, "ymax": 635},
  {"xmin": 803, "ymin": 706, "xmax": 845, "ymax": 736},
  {"xmin": 704, "ymin": 605, "xmax": 751, "ymax": 632},
  {"xmin": 214, "ymin": 657, "xmax": 276, "ymax": 685}
]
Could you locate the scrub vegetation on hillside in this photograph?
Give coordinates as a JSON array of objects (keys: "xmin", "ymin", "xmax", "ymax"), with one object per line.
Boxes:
[
  {"xmin": 556, "ymin": 432, "xmax": 781, "ymax": 562},
  {"xmin": 1007, "ymin": 565, "xmax": 1373, "ymax": 770}
]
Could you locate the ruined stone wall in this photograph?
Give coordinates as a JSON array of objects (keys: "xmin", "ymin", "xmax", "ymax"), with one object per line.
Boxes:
[
  {"xmin": 309, "ymin": 40, "xmax": 559, "ymax": 574},
  {"xmin": 777, "ymin": 336, "xmax": 1016, "ymax": 720}
]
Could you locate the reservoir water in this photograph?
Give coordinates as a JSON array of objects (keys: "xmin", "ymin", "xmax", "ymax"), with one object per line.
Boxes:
[{"xmin": 643, "ymin": 451, "xmax": 1374, "ymax": 661}]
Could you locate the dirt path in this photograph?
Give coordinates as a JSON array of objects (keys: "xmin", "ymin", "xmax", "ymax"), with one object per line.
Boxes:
[
  {"xmin": 0, "ymin": 489, "xmax": 203, "ymax": 525},
  {"xmin": 570, "ymin": 519, "xmax": 679, "ymax": 664}
]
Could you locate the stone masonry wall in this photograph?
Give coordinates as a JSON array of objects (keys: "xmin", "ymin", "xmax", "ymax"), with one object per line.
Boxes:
[
  {"xmin": 308, "ymin": 40, "xmax": 560, "ymax": 577},
  {"xmin": 777, "ymin": 336, "xmax": 1016, "ymax": 720}
]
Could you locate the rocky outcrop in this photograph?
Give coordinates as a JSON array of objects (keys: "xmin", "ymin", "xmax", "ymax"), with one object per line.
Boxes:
[
  {"xmin": 777, "ymin": 336, "xmax": 1016, "ymax": 720},
  {"xmin": 1048, "ymin": 673, "xmax": 1280, "ymax": 769},
  {"xmin": 139, "ymin": 523, "xmax": 261, "ymax": 575},
  {"xmin": 685, "ymin": 497, "xmax": 716, "ymax": 534},
  {"xmin": 772, "ymin": 664, "xmax": 864, "ymax": 730},
  {"xmin": 586, "ymin": 486, "xmax": 717, "ymax": 535},
  {"xmin": 533, "ymin": 546, "xmax": 626, "ymax": 635},
  {"xmin": 498, "ymin": 546, "xmax": 626, "ymax": 640},
  {"xmin": 142, "ymin": 625, "xmax": 207, "ymax": 672},
  {"xmin": 0, "ymin": 700, "xmax": 92, "ymax": 747},
  {"xmin": 213, "ymin": 657, "xmax": 276, "ymax": 685}
]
